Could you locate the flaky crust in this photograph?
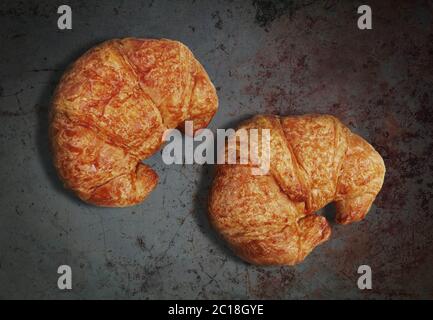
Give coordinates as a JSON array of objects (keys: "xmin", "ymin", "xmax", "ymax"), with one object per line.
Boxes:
[
  {"xmin": 209, "ymin": 114, "xmax": 385, "ymax": 265},
  {"xmin": 50, "ymin": 38, "xmax": 218, "ymax": 206}
]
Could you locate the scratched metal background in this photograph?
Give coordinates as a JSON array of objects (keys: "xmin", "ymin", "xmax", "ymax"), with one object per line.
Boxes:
[{"xmin": 0, "ymin": 0, "xmax": 432, "ymax": 299}]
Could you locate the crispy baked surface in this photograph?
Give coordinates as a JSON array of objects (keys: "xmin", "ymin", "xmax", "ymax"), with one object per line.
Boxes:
[
  {"xmin": 209, "ymin": 114, "xmax": 385, "ymax": 265},
  {"xmin": 50, "ymin": 38, "xmax": 218, "ymax": 206}
]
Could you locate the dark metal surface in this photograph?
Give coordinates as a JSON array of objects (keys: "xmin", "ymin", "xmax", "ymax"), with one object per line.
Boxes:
[{"xmin": 0, "ymin": 0, "xmax": 432, "ymax": 299}]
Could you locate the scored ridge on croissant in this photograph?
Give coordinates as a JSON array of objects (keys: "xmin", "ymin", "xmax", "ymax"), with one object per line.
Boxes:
[
  {"xmin": 209, "ymin": 114, "xmax": 385, "ymax": 265},
  {"xmin": 50, "ymin": 38, "xmax": 218, "ymax": 207}
]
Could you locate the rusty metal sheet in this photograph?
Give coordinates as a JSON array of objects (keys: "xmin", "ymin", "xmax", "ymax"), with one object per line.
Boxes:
[{"xmin": 0, "ymin": 0, "xmax": 432, "ymax": 299}]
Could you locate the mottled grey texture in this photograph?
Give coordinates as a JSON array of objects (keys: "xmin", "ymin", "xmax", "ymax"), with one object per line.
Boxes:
[{"xmin": 0, "ymin": 0, "xmax": 432, "ymax": 299}]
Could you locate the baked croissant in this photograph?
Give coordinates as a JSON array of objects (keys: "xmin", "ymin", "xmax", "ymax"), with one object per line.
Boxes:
[
  {"xmin": 50, "ymin": 38, "xmax": 218, "ymax": 206},
  {"xmin": 209, "ymin": 114, "xmax": 385, "ymax": 265}
]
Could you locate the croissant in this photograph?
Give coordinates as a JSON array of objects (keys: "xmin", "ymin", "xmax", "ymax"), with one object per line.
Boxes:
[
  {"xmin": 50, "ymin": 38, "xmax": 218, "ymax": 206},
  {"xmin": 209, "ymin": 114, "xmax": 385, "ymax": 265}
]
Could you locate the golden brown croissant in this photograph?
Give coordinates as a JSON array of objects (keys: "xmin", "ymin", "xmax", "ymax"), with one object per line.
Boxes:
[
  {"xmin": 50, "ymin": 38, "xmax": 218, "ymax": 207},
  {"xmin": 209, "ymin": 114, "xmax": 385, "ymax": 265}
]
